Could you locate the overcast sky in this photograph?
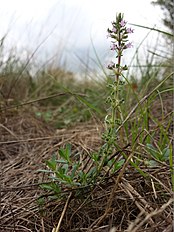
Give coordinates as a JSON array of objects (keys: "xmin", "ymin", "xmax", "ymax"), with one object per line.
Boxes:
[{"xmin": 0, "ymin": 0, "xmax": 165, "ymax": 73}]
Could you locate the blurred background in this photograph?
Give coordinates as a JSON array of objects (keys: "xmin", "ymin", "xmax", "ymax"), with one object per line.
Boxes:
[
  {"xmin": 0, "ymin": 0, "xmax": 170, "ymax": 75},
  {"xmin": 0, "ymin": 0, "xmax": 173, "ymax": 121}
]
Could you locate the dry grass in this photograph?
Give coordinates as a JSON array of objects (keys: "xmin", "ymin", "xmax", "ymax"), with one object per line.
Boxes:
[{"xmin": 0, "ymin": 102, "xmax": 173, "ymax": 232}]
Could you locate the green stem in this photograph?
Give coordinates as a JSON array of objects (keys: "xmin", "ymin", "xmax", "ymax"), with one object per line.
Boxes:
[{"xmin": 112, "ymin": 26, "xmax": 122, "ymax": 130}]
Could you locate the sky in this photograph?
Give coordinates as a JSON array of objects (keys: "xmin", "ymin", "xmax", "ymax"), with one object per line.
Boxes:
[{"xmin": 0, "ymin": 0, "xmax": 166, "ymax": 73}]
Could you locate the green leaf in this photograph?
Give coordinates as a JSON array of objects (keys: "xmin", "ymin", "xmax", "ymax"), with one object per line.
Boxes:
[
  {"xmin": 56, "ymin": 168, "xmax": 65, "ymax": 178},
  {"xmin": 91, "ymin": 152, "xmax": 100, "ymax": 162},
  {"xmin": 49, "ymin": 176, "xmax": 60, "ymax": 181},
  {"xmin": 78, "ymin": 171, "xmax": 87, "ymax": 184},
  {"xmin": 87, "ymin": 167, "xmax": 97, "ymax": 178},
  {"xmin": 58, "ymin": 144, "xmax": 71, "ymax": 163},
  {"xmin": 45, "ymin": 154, "xmax": 57, "ymax": 171},
  {"xmin": 65, "ymin": 144, "xmax": 71, "ymax": 162},
  {"xmin": 145, "ymin": 160, "xmax": 158, "ymax": 167},
  {"xmin": 43, "ymin": 111, "xmax": 52, "ymax": 122},
  {"xmin": 62, "ymin": 163, "xmax": 69, "ymax": 173},
  {"xmin": 59, "ymin": 148, "xmax": 67, "ymax": 160},
  {"xmin": 50, "ymin": 182, "xmax": 61, "ymax": 193},
  {"xmin": 56, "ymin": 159, "xmax": 68, "ymax": 164},
  {"xmin": 71, "ymin": 163, "xmax": 80, "ymax": 178},
  {"xmin": 40, "ymin": 183, "xmax": 53, "ymax": 191},
  {"xmin": 35, "ymin": 112, "xmax": 42, "ymax": 117},
  {"xmin": 49, "ymin": 195, "xmax": 60, "ymax": 200},
  {"xmin": 113, "ymin": 159, "xmax": 125, "ymax": 171},
  {"xmin": 62, "ymin": 174, "xmax": 73, "ymax": 184},
  {"xmin": 40, "ymin": 182, "xmax": 60, "ymax": 193},
  {"xmin": 146, "ymin": 143, "xmax": 161, "ymax": 160},
  {"xmin": 162, "ymin": 147, "xmax": 170, "ymax": 161}
]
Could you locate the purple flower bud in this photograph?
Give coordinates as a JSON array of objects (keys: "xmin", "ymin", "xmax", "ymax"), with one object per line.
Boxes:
[
  {"xmin": 110, "ymin": 43, "xmax": 117, "ymax": 50},
  {"xmin": 120, "ymin": 20, "xmax": 127, "ymax": 27},
  {"xmin": 125, "ymin": 42, "xmax": 133, "ymax": 48},
  {"xmin": 107, "ymin": 61, "xmax": 115, "ymax": 69},
  {"xmin": 126, "ymin": 28, "xmax": 134, "ymax": 33},
  {"xmin": 112, "ymin": 27, "xmax": 117, "ymax": 33}
]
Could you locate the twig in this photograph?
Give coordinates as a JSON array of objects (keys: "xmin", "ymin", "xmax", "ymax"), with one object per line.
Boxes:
[
  {"xmin": 0, "ymin": 135, "xmax": 62, "ymax": 145},
  {"xmin": 89, "ymin": 151, "xmax": 135, "ymax": 228},
  {"xmin": 121, "ymin": 179, "xmax": 154, "ymax": 226},
  {"xmin": 151, "ymin": 178, "xmax": 157, "ymax": 199},
  {"xmin": 0, "ymin": 92, "xmax": 86, "ymax": 111},
  {"xmin": 126, "ymin": 198, "xmax": 174, "ymax": 232},
  {"xmin": 10, "ymin": 204, "xmax": 16, "ymax": 232},
  {"xmin": 53, "ymin": 192, "xmax": 72, "ymax": 232},
  {"xmin": 41, "ymin": 217, "xmax": 45, "ymax": 232}
]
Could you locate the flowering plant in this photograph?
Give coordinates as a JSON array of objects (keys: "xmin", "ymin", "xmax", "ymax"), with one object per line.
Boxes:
[
  {"xmin": 39, "ymin": 13, "xmax": 134, "ymax": 197},
  {"xmin": 97, "ymin": 13, "xmax": 134, "ymax": 173},
  {"xmin": 107, "ymin": 13, "xmax": 134, "ymax": 81}
]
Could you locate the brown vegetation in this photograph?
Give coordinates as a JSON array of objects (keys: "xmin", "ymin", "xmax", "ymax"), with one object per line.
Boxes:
[{"xmin": 0, "ymin": 94, "xmax": 173, "ymax": 232}]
